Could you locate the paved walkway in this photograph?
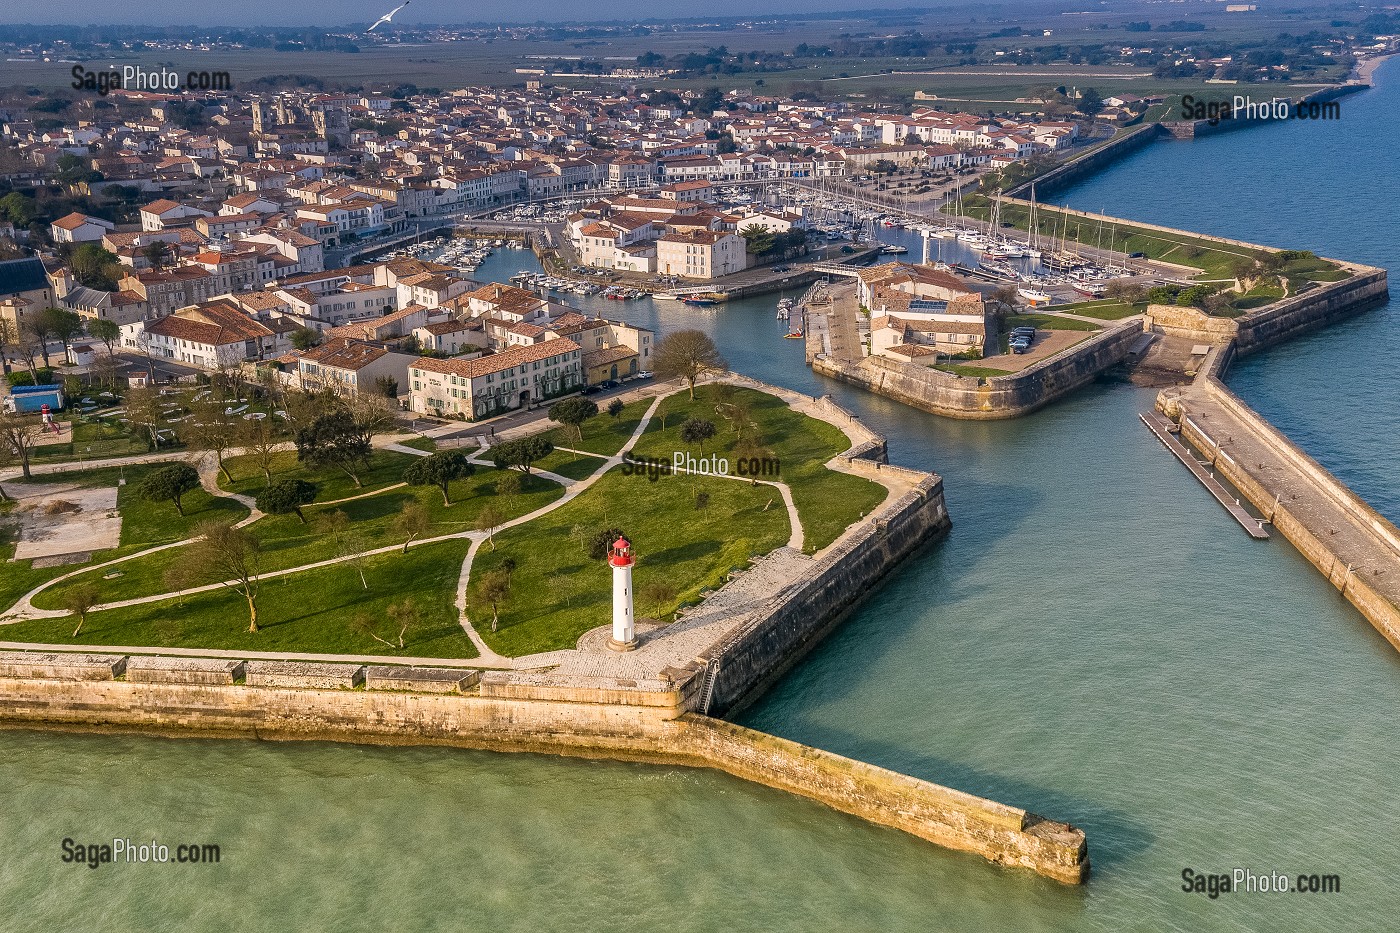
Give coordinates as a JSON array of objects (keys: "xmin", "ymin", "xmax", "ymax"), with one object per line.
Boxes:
[{"xmin": 1169, "ymin": 380, "xmax": 1400, "ymax": 617}]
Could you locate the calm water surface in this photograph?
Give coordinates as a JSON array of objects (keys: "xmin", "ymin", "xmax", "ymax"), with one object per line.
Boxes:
[{"xmin": 4, "ymin": 64, "xmax": 1399, "ymax": 932}]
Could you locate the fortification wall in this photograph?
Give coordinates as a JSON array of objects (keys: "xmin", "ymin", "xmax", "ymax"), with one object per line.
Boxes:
[
  {"xmin": 1233, "ymin": 267, "xmax": 1389, "ymax": 354},
  {"xmin": 812, "ymin": 321, "xmax": 1139, "ymax": 420},
  {"xmin": 1173, "ymin": 393, "xmax": 1400, "ymax": 650},
  {"xmin": 1141, "ymin": 304, "xmax": 1239, "ymax": 344},
  {"xmin": 697, "ymin": 473, "xmax": 950, "ymax": 716},
  {"xmin": 0, "ymin": 661, "xmax": 1087, "ymax": 884},
  {"xmin": 1004, "ymin": 124, "xmax": 1163, "ymax": 199}
]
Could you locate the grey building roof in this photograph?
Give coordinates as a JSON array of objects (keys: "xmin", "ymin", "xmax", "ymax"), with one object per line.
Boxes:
[{"xmin": 0, "ymin": 257, "xmax": 48, "ymax": 295}]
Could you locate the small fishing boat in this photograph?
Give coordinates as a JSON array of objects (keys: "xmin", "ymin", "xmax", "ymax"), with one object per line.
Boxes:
[{"xmin": 783, "ymin": 330, "xmax": 804, "ymax": 340}]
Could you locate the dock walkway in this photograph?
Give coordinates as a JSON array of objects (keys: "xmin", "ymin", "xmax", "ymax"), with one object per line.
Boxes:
[{"xmin": 1140, "ymin": 411, "xmax": 1270, "ymax": 539}]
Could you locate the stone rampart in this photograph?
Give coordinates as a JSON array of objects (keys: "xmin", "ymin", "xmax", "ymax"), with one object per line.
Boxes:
[
  {"xmin": 813, "ymin": 321, "xmax": 1139, "ymax": 420},
  {"xmin": 0, "ymin": 670, "xmax": 1086, "ymax": 884}
]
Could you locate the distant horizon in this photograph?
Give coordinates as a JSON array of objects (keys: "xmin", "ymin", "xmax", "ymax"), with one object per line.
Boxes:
[{"xmin": 0, "ymin": 1, "xmax": 983, "ymax": 29}]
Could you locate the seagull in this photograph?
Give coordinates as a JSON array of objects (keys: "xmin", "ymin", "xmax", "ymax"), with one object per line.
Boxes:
[{"xmin": 368, "ymin": 0, "xmax": 410, "ymax": 32}]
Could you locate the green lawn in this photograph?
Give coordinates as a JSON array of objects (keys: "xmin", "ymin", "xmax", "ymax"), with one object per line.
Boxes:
[
  {"xmin": 396, "ymin": 436, "xmax": 438, "ymax": 453},
  {"xmin": 934, "ymin": 364, "xmax": 1013, "ymax": 378},
  {"xmin": 467, "ymin": 470, "xmax": 789, "ymax": 657},
  {"xmin": 1052, "ymin": 300, "xmax": 1147, "ymax": 320},
  {"xmin": 534, "ymin": 449, "xmax": 609, "ymax": 482},
  {"xmin": 1007, "ymin": 313, "xmax": 1102, "ymax": 332},
  {"xmin": 630, "ymin": 386, "xmax": 887, "ymax": 553},
  {"xmin": 32, "ymin": 467, "xmax": 563, "ymax": 611},
  {"xmin": 31, "ymin": 419, "xmax": 149, "ymax": 464},
  {"xmin": 0, "ymin": 463, "xmax": 249, "ymax": 615},
  {"xmin": 1231, "ymin": 281, "xmax": 1287, "ymax": 312},
  {"xmin": 537, "ymin": 399, "xmax": 651, "ymax": 455},
  {"xmin": 3, "ymin": 540, "xmax": 479, "ymax": 659},
  {"xmin": 219, "ymin": 449, "xmax": 419, "ymax": 502}
]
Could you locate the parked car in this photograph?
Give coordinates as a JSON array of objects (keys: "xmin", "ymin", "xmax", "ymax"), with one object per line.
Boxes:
[
  {"xmin": 635, "ymin": 370, "xmax": 653, "ymax": 379},
  {"xmin": 1127, "ymin": 251, "xmax": 1145, "ymax": 259}
]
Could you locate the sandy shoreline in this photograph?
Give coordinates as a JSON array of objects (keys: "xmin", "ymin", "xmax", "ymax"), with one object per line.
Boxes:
[{"xmin": 1353, "ymin": 51, "xmax": 1397, "ymax": 86}]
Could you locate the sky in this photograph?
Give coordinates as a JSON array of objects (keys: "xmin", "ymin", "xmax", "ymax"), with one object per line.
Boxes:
[{"xmin": 0, "ymin": 0, "xmax": 955, "ymax": 27}]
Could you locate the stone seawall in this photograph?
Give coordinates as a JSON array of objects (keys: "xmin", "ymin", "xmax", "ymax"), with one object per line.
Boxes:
[
  {"xmin": 812, "ymin": 321, "xmax": 1139, "ymax": 420},
  {"xmin": 1233, "ymin": 266, "xmax": 1389, "ymax": 354},
  {"xmin": 0, "ymin": 665, "xmax": 1087, "ymax": 883},
  {"xmin": 1174, "ymin": 380, "xmax": 1400, "ymax": 650},
  {"xmin": 1135, "ymin": 267, "xmax": 1389, "ymax": 351},
  {"xmin": 695, "ymin": 473, "xmax": 950, "ymax": 716},
  {"xmin": 1157, "ymin": 342, "xmax": 1400, "ymax": 652},
  {"xmin": 1006, "ymin": 123, "xmax": 1162, "ymax": 199},
  {"xmin": 1160, "ymin": 84, "xmax": 1365, "ymax": 139}
]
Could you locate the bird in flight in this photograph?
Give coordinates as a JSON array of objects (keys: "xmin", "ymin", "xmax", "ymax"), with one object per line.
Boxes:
[{"xmin": 368, "ymin": 0, "xmax": 411, "ymax": 32}]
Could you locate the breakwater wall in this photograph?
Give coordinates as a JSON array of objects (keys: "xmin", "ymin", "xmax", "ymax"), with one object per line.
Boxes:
[
  {"xmin": 1233, "ymin": 266, "xmax": 1389, "ymax": 354},
  {"xmin": 1006, "ymin": 123, "xmax": 1162, "ymax": 200},
  {"xmin": 0, "ymin": 654, "xmax": 1087, "ymax": 883},
  {"xmin": 1137, "ymin": 265, "xmax": 1389, "ymax": 353},
  {"xmin": 812, "ymin": 320, "xmax": 1140, "ymax": 420},
  {"xmin": 694, "ymin": 471, "xmax": 949, "ymax": 716},
  {"xmin": 1159, "ymin": 351, "xmax": 1400, "ymax": 651}
]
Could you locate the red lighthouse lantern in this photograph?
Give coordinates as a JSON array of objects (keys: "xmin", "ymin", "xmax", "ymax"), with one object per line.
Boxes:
[{"xmin": 609, "ymin": 537, "xmax": 633, "ymax": 568}]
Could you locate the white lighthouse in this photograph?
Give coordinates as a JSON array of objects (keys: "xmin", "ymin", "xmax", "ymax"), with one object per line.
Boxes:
[{"xmin": 608, "ymin": 536, "xmax": 637, "ymax": 651}]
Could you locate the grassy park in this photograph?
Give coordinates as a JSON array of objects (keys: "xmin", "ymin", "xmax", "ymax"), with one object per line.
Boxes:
[{"xmin": 0, "ymin": 383, "xmax": 888, "ymax": 661}]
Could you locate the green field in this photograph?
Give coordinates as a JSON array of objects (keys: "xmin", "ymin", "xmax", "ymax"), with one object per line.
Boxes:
[
  {"xmin": 2, "ymin": 384, "xmax": 886, "ymax": 661},
  {"xmin": 5, "ymin": 540, "xmax": 480, "ymax": 658}
]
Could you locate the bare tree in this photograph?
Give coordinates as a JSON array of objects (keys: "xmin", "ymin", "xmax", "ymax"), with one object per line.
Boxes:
[
  {"xmin": 347, "ymin": 392, "xmax": 395, "ymax": 442},
  {"xmin": 13, "ymin": 329, "xmax": 41, "ymax": 383},
  {"xmin": 62, "ymin": 580, "xmax": 102, "ymax": 637},
  {"xmin": 653, "ymin": 329, "xmax": 727, "ymax": 400},
  {"xmin": 166, "ymin": 522, "xmax": 262, "ymax": 633},
  {"xmin": 496, "ymin": 470, "xmax": 522, "ymax": 513},
  {"xmin": 353, "ymin": 598, "xmax": 417, "ymax": 649},
  {"xmin": 237, "ymin": 415, "xmax": 281, "ymax": 486},
  {"xmin": 90, "ymin": 352, "xmax": 120, "ymax": 392},
  {"xmin": 0, "ymin": 411, "xmax": 46, "ymax": 479},
  {"xmin": 315, "ymin": 509, "xmax": 368, "ymax": 589},
  {"xmin": 474, "ymin": 504, "xmax": 505, "ymax": 551},
  {"xmin": 393, "ymin": 500, "xmax": 431, "ymax": 554},
  {"xmin": 188, "ymin": 400, "xmax": 238, "ymax": 483},
  {"xmin": 124, "ymin": 385, "xmax": 164, "ymax": 449}
]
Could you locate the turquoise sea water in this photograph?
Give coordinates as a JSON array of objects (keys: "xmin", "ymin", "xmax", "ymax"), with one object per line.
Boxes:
[{"xmin": 4, "ymin": 64, "xmax": 1399, "ymax": 931}]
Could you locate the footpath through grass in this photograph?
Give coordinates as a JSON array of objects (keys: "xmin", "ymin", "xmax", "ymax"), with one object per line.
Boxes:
[
  {"xmin": 32, "ymin": 466, "xmax": 562, "ymax": 612},
  {"xmin": 0, "ymin": 463, "xmax": 249, "ymax": 614},
  {"xmin": 630, "ymin": 385, "xmax": 887, "ymax": 554},
  {"xmin": 4, "ymin": 539, "xmax": 478, "ymax": 658},
  {"xmin": 537, "ymin": 398, "xmax": 651, "ymax": 455},
  {"xmin": 219, "ymin": 449, "xmax": 418, "ymax": 502},
  {"xmin": 467, "ymin": 470, "xmax": 789, "ymax": 657}
]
